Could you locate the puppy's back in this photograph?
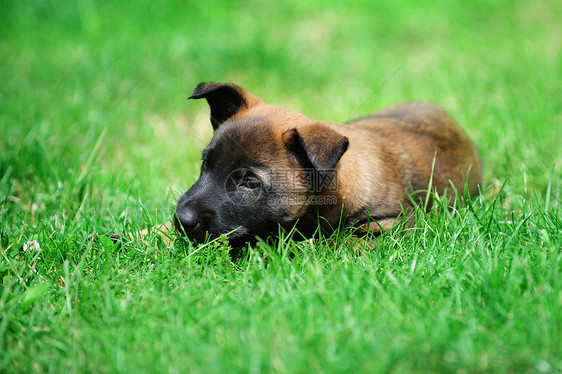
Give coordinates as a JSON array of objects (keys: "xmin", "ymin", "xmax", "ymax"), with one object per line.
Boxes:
[{"xmin": 346, "ymin": 103, "xmax": 482, "ymax": 199}]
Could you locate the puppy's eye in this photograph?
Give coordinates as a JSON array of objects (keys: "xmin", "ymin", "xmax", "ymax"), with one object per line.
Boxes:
[
  {"xmin": 227, "ymin": 169, "xmax": 262, "ymax": 191},
  {"xmin": 240, "ymin": 175, "xmax": 261, "ymax": 190}
]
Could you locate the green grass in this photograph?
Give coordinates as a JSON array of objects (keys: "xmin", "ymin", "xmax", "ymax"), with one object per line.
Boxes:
[{"xmin": 1, "ymin": 0, "xmax": 561, "ymax": 372}]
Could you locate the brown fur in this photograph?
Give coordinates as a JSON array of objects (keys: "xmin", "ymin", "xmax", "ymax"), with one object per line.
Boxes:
[
  {"xmin": 209, "ymin": 86, "xmax": 480, "ymax": 231},
  {"xmin": 138, "ymin": 82, "xmax": 482, "ymax": 245}
]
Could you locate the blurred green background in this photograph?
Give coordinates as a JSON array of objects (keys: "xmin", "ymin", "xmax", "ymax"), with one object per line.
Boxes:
[{"xmin": 2, "ymin": 0, "xmax": 560, "ymax": 221}]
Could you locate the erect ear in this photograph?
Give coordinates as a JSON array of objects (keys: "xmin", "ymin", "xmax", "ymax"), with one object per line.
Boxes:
[
  {"xmin": 188, "ymin": 82, "xmax": 263, "ymax": 130},
  {"xmin": 283, "ymin": 124, "xmax": 349, "ymax": 171}
]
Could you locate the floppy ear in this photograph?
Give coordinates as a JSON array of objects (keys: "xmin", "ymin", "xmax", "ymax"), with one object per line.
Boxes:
[
  {"xmin": 283, "ymin": 124, "xmax": 349, "ymax": 171},
  {"xmin": 189, "ymin": 82, "xmax": 262, "ymax": 130}
]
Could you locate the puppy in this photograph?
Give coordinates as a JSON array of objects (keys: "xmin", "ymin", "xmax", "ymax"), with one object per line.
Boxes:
[{"xmin": 173, "ymin": 82, "xmax": 482, "ymax": 246}]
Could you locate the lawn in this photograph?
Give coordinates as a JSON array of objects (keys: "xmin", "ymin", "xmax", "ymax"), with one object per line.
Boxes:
[{"xmin": 1, "ymin": 0, "xmax": 561, "ymax": 372}]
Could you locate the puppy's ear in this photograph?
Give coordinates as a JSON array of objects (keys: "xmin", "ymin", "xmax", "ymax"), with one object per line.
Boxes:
[
  {"xmin": 189, "ymin": 82, "xmax": 263, "ymax": 130},
  {"xmin": 283, "ymin": 124, "xmax": 349, "ymax": 171}
]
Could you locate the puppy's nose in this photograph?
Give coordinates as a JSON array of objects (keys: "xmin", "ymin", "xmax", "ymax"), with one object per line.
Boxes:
[{"xmin": 176, "ymin": 208, "xmax": 199, "ymax": 230}]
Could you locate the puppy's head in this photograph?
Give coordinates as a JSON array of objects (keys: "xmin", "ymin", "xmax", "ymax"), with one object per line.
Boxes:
[{"xmin": 175, "ymin": 82, "xmax": 348, "ymax": 246}]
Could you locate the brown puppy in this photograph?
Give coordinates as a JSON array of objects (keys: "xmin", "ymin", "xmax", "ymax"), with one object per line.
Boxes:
[{"xmin": 172, "ymin": 82, "xmax": 482, "ymax": 246}]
